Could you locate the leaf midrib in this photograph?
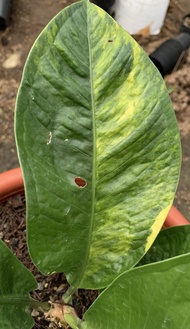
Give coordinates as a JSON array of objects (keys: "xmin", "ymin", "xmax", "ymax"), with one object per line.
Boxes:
[{"xmin": 74, "ymin": 0, "xmax": 96, "ymax": 289}]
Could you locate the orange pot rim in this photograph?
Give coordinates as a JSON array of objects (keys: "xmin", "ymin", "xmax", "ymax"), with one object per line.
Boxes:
[
  {"xmin": 0, "ymin": 167, "xmax": 24, "ymax": 203},
  {"xmin": 0, "ymin": 167, "xmax": 189, "ymax": 227}
]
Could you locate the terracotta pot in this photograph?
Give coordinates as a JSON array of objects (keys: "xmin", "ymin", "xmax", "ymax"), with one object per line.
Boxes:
[
  {"xmin": 0, "ymin": 167, "xmax": 189, "ymax": 227},
  {"xmin": 0, "ymin": 167, "xmax": 24, "ymax": 202},
  {"xmin": 163, "ymin": 205, "xmax": 189, "ymax": 228}
]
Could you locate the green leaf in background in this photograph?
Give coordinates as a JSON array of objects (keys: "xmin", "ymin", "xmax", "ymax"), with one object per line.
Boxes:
[
  {"xmin": 15, "ymin": 0, "xmax": 181, "ymax": 289},
  {"xmin": 82, "ymin": 254, "xmax": 190, "ymax": 329},
  {"xmin": 0, "ymin": 240, "xmax": 37, "ymax": 329},
  {"xmin": 138, "ymin": 224, "xmax": 190, "ymax": 266}
]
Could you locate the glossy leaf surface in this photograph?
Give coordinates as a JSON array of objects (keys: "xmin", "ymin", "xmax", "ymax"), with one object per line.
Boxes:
[
  {"xmin": 139, "ymin": 224, "xmax": 190, "ymax": 266},
  {"xmin": 0, "ymin": 240, "xmax": 37, "ymax": 329},
  {"xmin": 15, "ymin": 0, "xmax": 181, "ymax": 288},
  {"xmin": 82, "ymin": 254, "xmax": 190, "ymax": 329}
]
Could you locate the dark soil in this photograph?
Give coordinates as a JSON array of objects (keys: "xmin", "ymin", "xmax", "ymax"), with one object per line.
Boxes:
[{"xmin": 0, "ymin": 194, "xmax": 98, "ymax": 328}]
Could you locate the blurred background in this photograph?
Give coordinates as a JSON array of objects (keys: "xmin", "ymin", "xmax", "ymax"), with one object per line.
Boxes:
[{"xmin": 0, "ymin": 0, "xmax": 189, "ymax": 220}]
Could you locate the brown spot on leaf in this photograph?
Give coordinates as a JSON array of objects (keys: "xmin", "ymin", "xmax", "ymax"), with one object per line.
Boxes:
[{"xmin": 74, "ymin": 177, "xmax": 87, "ymax": 188}]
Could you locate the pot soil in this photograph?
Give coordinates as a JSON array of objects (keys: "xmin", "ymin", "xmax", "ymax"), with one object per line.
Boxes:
[{"xmin": 0, "ymin": 193, "xmax": 98, "ymax": 329}]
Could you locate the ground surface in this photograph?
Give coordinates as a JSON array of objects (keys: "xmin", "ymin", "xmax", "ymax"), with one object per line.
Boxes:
[{"xmin": 0, "ymin": 0, "xmax": 190, "ymax": 220}]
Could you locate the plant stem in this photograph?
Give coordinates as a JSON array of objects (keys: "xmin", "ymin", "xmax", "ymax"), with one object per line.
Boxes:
[
  {"xmin": 28, "ymin": 298, "xmax": 50, "ymax": 312},
  {"xmin": 64, "ymin": 305, "xmax": 82, "ymax": 329},
  {"xmin": 62, "ymin": 286, "xmax": 77, "ymax": 304}
]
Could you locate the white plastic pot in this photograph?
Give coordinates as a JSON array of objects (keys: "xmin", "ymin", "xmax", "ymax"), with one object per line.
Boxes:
[{"xmin": 113, "ymin": 0, "xmax": 170, "ymax": 35}]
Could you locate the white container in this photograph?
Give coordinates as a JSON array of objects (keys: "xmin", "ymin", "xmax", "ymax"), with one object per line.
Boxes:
[{"xmin": 113, "ymin": 0, "xmax": 170, "ymax": 35}]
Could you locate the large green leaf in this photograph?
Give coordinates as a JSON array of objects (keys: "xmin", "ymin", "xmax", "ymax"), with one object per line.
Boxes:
[
  {"xmin": 15, "ymin": 0, "xmax": 181, "ymax": 289},
  {"xmin": 138, "ymin": 225, "xmax": 190, "ymax": 266},
  {"xmin": 82, "ymin": 254, "xmax": 190, "ymax": 329},
  {"xmin": 0, "ymin": 240, "xmax": 37, "ymax": 329}
]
